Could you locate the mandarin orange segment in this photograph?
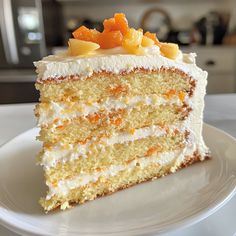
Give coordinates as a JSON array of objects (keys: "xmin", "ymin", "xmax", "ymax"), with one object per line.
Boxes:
[
  {"xmin": 114, "ymin": 13, "xmax": 129, "ymax": 35},
  {"xmin": 103, "ymin": 13, "xmax": 129, "ymax": 36},
  {"xmin": 103, "ymin": 18, "xmax": 116, "ymax": 32},
  {"xmin": 160, "ymin": 43, "xmax": 179, "ymax": 59},
  {"xmin": 73, "ymin": 26, "xmax": 100, "ymax": 43},
  {"xmin": 98, "ymin": 30, "xmax": 123, "ymax": 49}
]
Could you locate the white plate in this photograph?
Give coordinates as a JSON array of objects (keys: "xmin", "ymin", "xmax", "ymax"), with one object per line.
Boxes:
[{"xmin": 0, "ymin": 124, "xmax": 236, "ymax": 236}]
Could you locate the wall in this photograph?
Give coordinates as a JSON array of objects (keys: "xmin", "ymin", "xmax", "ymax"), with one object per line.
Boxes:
[{"xmin": 61, "ymin": 0, "xmax": 236, "ymax": 32}]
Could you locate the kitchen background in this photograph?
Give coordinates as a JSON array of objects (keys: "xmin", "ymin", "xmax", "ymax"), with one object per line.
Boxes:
[{"xmin": 0, "ymin": 0, "xmax": 236, "ymax": 104}]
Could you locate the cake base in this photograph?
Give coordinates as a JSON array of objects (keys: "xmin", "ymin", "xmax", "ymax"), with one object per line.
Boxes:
[{"xmin": 41, "ymin": 151, "xmax": 209, "ymax": 212}]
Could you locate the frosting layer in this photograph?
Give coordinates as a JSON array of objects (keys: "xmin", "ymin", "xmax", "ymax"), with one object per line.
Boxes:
[
  {"xmin": 40, "ymin": 124, "xmax": 186, "ymax": 169},
  {"xmin": 34, "ymin": 46, "xmax": 207, "ymax": 82},
  {"xmin": 37, "ymin": 94, "xmax": 186, "ymax": 126}
]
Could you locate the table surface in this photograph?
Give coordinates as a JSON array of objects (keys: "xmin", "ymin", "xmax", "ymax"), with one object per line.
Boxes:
[{"xmin": 0, "ymin": 94, "xmax": 236, "ymax": 236}]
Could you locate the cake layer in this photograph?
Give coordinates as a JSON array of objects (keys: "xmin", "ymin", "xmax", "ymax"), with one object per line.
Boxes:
[
  {"xmin": 40, "ymin": 148, "xmax": 204, "ymax": 212},
  {"xmin": 40, "ymin": 124, "xmax": 188, "ymax": 168},
  {"xmin": 38, "ymin": 104, "xmax": 191, "ymax": 145},
  {"xmin": 35, "ymin": 69, "xmax": 195, "ymax": 103},
  {"xmin": 35, "ymin": 93, "xmax": 187, "ymax": 126},
  {"xmin": 43, "ymin": 131, "xmax": 187, "ymax": 184}
]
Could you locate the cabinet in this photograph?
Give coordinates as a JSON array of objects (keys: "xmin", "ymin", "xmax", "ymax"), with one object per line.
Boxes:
[{"xmin": 183, "ymin": 46, "xmax": 236, "ymax": 94}]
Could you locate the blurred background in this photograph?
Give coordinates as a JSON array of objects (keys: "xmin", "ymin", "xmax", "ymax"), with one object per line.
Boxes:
[{"xmin": 0, "ymin": 0, "xmax": 236, "ymax": 104}]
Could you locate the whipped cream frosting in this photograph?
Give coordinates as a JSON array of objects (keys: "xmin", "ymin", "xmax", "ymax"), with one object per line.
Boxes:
[
  {"xmin": 46, "ymin": 144, "xmax": 199, "ymax": 200},
  {"xmin": 37, "ymin": 94, "xmax": 186, "ymax": 126},
  {"xmin": 34, "ymin": 46, "xmax": 206, "ymax": 82}
]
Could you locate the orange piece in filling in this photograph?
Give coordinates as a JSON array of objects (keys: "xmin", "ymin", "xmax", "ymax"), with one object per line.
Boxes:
[
  {"xmin": 165, "ymin": 89, "xmax": 176, "ymax": 99},
  {"xmin": 146, "ymin": 145, "xmax": 161, "ymax": 156},
  {"xmin": 87, "ymin": 113, "xmax": 101, "ymax": 124},
  {"xmin": 178, "ymin": 91, "xmax": 186, "ymax": 102}
]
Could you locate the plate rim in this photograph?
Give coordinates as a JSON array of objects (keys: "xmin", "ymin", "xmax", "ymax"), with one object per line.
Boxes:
[{"xmin": 0, "ymin": 123, "xmax": 236, "ymax": 236}]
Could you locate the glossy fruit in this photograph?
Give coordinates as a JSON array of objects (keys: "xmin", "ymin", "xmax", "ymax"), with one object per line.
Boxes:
[
  {"xmin": 144, "ymin": 32, "xmax": 160, "ymax": 46},
  {"xmin": 141, "ymin": 35, "xmax": 154, "ymax": 47},
  {"xmin": 68, "ymin": 38, "xmax": 100, "ymax": 56},
  {"xmin": 114, "ymin": 13, "xmax": 129, "ymax": 35},
  {"xmin": 72, "ymin": 26, "xmax": 100, "ymax": 43},
  {"xmin": 103, "ymin": 18, "xmax": 116, "ymax": 32},
  {"xmin": 122, "ymin": 28, "xmax": 144, "ymax": 55},
  {"xmin": 103, "ymin": 13, "xmax": 129, "ymax": 35},
  {"xmin": 98, "ymin": 30, "xmax": 123, "ymax": 49},
  {"xmin": 160, "ymin": 43, "xmax": 179, "ymax": 59}
]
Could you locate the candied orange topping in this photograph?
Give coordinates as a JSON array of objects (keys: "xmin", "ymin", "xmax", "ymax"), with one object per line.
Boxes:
[
  {"xmin": 73, "ymin": 26, "xmax": 100, "ymax": 43},
  {"xmin": 103, "ymin": 18, "xmax": 116, "ymax": 32},
  {"xmin": 98, "ymin": 30, "xmax": 123, "ymax": 49},
  {"xmin": 69, "ymin": 12, "xmax": 179, "ymax": 58},
  {"xmin": 103, "ymin": 13, "xmax": 129, "ymax": 35},
  {"xmin": 114, "ymin": 13, "xmax": 129, "ymax": 35}
]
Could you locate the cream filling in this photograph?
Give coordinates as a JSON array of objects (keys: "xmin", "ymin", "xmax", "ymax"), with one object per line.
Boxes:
[
  {"xmin": 46, "ymin": 144, "xmax": 201, "ymax": 200},
  {"xmin": 34, "ymin": 46, "xmax": 206, "ymax": 82},
  {"xmin": 37, "ymin": 94, "xmax": 186, "ymax": 126},
  {"xmin": 40, "ymin": 123, "xmax": 188, "ymax": 169}
]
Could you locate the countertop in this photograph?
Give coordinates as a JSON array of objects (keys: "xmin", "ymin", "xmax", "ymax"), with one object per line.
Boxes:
[{"xmin": 0, "ymin": 94, "xmax": 236, "ymax": 236}]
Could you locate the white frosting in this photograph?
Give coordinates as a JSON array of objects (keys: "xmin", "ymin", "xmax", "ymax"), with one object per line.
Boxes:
[
  {"xmin": 37, "ymin": 94, "xmax": 185, "ymax": 126},
  {"xmin": 46, "ymin": 144, "xmax": 198, "ymax": 200},
  {"xmin": 34, "ymin": 46, "xmax": 205, "ymax": 81},
  {"xmin": 40, "ymin": 124, "xmax": 186, "ymax": 169},
  {"xmin": 184, "ymin": 60, "xmax": 208, "ymax": 157}
]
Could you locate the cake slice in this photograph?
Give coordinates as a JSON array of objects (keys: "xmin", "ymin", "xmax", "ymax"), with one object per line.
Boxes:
[{"xmin": 34, "ymin": 13, "xmax": 209, "ymax": 212}]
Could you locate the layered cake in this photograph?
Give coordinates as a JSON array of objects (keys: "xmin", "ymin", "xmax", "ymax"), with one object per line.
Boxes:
[{"xmin": 35, "ymin": 13, "xmax": 209, "ymax": 212}]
